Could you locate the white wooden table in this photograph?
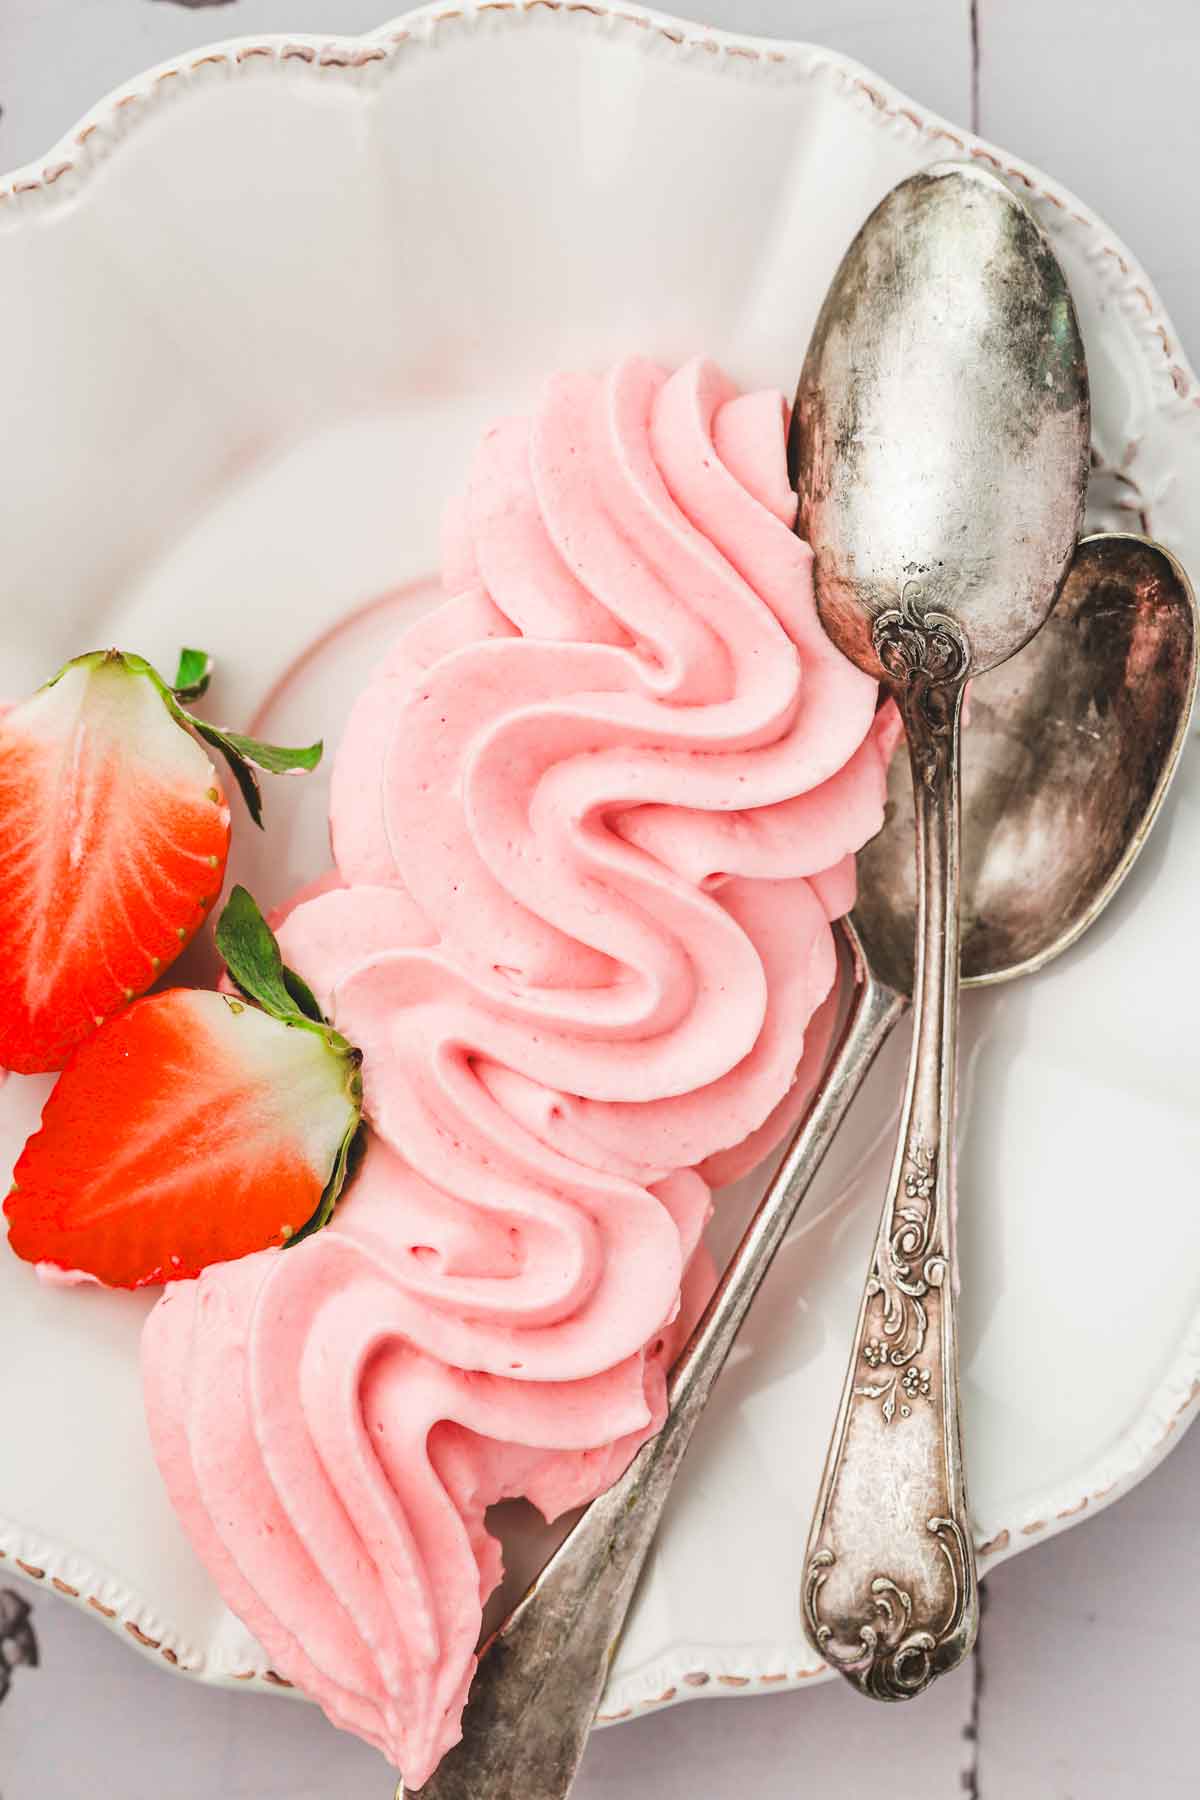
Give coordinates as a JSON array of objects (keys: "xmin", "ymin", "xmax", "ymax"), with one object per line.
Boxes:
[{"xmin": 2, "ymin": 4, "xmax": 1197, "ymax": 1796}]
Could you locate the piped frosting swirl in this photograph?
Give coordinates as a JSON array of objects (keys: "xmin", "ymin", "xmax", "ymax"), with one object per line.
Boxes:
[{"xmin": 143, "ymin": 356, "xmax": 891, "ymax": 1784}]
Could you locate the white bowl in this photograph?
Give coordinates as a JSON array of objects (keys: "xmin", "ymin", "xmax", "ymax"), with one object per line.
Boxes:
[{"xmin": 2, "ymin": 0, "xmax": 1199, "ymax": 1737}]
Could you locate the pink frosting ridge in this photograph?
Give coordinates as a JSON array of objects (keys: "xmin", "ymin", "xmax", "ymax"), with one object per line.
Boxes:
[{"xmin": 141, "ymin": 356, "xmax": 891, "ymax": 1784}]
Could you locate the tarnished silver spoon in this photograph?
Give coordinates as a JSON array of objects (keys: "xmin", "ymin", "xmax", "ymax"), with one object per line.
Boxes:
[
  {"xmin": 793, "ymin": 160, "xmax": 1090, "ymax": 1699},
  {"xmin": 400, "ymin": 529, "xmax": 1194, "ymax": 1798}
]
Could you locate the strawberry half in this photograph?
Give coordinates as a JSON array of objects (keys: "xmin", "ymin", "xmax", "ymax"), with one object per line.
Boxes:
[
  {"xmin": 4, "ymin": 888, "xmax": 362, "ymax": 1289},
  {"xmin": 0, "ymin": 648, "xmax": 322, "ymax": 1074}
]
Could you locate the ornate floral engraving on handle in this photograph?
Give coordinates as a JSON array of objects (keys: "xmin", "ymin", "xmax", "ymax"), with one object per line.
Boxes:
[
  {"xmin": 852, "ymin": 1139, "xmax": 945, "ymax": 1423},
  {"xmin": 802, "ymin": 611, "xmax": 978, "ymax": 1702},
  {"xmin": 803, "ymin": 1514, "xmax": 973, "ymax": 1701},
  {"xmin": 803, "ymin": 1195, "xmax": 977, "ymax": 1698},
  {"xmin": 873, "ymin": 584, "xmax": 970, "ymax": 787}
]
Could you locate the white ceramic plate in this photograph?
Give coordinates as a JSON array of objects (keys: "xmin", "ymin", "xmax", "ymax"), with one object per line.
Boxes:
[{"xmin": 2, "ymin": 1, "xmax": 1199, "ymax": 1737}]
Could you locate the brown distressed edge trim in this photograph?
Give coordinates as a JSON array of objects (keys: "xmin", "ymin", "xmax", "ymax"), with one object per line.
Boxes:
[{"xmin": 2, "ymin": 1547, "xmax": 289, "ymax": 1685}]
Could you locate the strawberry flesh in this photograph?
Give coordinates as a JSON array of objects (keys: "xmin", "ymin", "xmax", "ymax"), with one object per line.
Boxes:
[
  {"xmin": 4, "ymin": 988, "xmax": 361, "ymax": 1288},
  {"xmin": 0, "ymin": 653, "xmax": 230, "ymax": 1074}
]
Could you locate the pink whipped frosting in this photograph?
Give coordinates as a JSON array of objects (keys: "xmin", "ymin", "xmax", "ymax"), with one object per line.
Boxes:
[{"xmin": 142, "ymin": 356, "xmax": 892, "ymax": 1784}]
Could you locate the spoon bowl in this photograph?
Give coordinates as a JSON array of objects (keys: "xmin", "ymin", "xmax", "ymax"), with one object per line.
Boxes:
[
  {"xmin": 858, "ymin": 532, "xmax": 1199, "ymax": 996},
  {"xmin": 793, "ymin": 160, "xmax": 1090, "ymax": 683}
]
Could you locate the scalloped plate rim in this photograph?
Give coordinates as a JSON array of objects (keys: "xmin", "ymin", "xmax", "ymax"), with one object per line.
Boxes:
[{"xmin": 0, "ymin": 0, "xmax": 1197, "ymax": 1734}]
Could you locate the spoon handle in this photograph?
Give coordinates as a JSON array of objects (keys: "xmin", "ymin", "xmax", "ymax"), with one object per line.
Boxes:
[
  {"xmin": 399, "ymin": 955, "xmax": 905, "ymax": 1800},
  {"xmin": 803, "ymin": 678, "xmax": 978, "ymax": 1700}
]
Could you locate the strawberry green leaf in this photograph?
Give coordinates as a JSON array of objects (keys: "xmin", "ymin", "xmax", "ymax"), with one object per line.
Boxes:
[
  {"xmin": 215, "ymin": 886, "xmax": 324, "ymax": 1027},
  {"xmin": 283, "ymin": 964, "xmax": 324, "ymax": 1024},
  {"xmin": 189, "ymin": 720, "xmax": 265, "ymax": 825},
  {"xmin": 122, "ymin": 652, "xmax": 322, "ymax": 832},
  {"xmin": 172, "ymin": 647, "xmax": 213, "ymax": 702},
  {"xmin": 213, "ymin": 729, "xmax": 324, "ymax": 779},
  {"xmin": 180, "ymin": 719, "xmax": 323, "ymax": 831},
  {"xmin": 289, "ymin": 1121, "xmax": 366, "ymax": 1246}
]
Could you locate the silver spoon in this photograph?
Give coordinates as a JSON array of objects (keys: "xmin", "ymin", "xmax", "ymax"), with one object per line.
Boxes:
[
  {"xmin": 401, "ymin": 529, "xmax": 1196, "ymax": 1798},
  {"xmin": 793, "ymin": 160, "xmax": 1089, "ymax": 1699},
  {"xmin": 402, "ymin": 162, "xmax": 1095, "ymax": 1794}
]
